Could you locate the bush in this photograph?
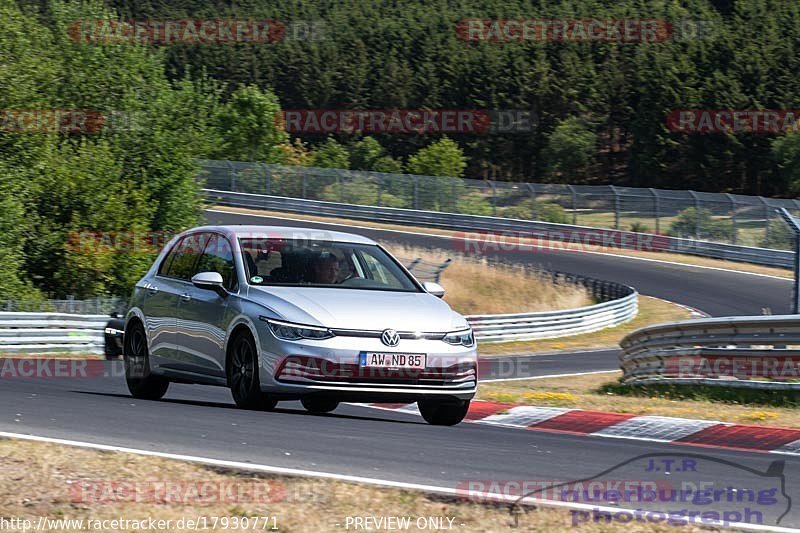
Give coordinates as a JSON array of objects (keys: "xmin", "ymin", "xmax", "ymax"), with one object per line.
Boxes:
[
  {"xmin": 667, "ymin": 207, "xmax": 735, "ymax": 241},
  {"xmin": 457, "ymin": 193, "xmax": 493, "ymax": 216},
  {"xmin": 537, "ymin": 203, "xmax": 571, "ymax": 224},
  {"xmin": 319, "ymin": 177, "xmax": 407, "ymax": 208},
  {"xmin": 629, "ymin": 221, "xmax": 650, "ymax": 233},
  {"xmin": 761, "ymin": 218, "xmax": 794, "ymax": 250}
]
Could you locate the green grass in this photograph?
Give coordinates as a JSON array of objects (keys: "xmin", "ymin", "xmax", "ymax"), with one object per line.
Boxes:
[{"xmin": 600, "ymin": 381, "xmax": 800, "ymax": 409}]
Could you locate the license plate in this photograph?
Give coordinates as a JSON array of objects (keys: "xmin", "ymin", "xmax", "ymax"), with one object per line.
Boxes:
[{"xmin": 359, "ymin": 352, "xmax": 426, "ymax": 369}]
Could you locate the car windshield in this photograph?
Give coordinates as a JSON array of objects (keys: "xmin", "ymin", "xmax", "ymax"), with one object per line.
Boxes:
[{"xmin": 239, "ymin": 237, "xmax": 419, "ymax": 292}]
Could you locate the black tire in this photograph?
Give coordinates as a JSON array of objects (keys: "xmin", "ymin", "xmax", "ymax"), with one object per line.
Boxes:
[
  {"xmin": 301, "ymin": 397, "xmax": 339, "ymax": 414},
  {"xmin": 228, "ymin": 331, "xmax": 277, "ymax": 411},
  {"xmin": 417, "ymin": 399, "xmax": 470, "ymax": 426},
  {"xmin": 124, "ymin": 320, "xmax": 169, "ymax": 400}
]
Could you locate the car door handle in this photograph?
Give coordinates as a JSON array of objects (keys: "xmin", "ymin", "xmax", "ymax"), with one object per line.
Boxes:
[
  {"xmin": 180, "ymin": 293, "xmax": 191, "ymax": 302},
  {"xmin": 147, "ymin": 285, "xmax": 159, "ymax": 295}
]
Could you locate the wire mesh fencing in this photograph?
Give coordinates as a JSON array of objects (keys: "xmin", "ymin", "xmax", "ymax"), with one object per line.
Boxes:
[{"xmin": 199, "ymin": 159, "xmax": 800, "ymax": 250}]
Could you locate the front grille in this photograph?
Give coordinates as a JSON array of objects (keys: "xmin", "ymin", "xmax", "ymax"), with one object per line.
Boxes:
[
  {"xmin": 275, "ymin": 356, "xmax": 476, "ymax": 388},
  {"xmin": 327, "ymin": 328, "xmax": 446, "ymax": 341}
]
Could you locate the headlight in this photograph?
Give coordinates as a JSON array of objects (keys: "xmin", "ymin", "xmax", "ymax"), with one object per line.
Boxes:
[
  {"xmin": 443, "ymin": 329, "xmax": 475, "ymax": 347},
  {"xmin": 261, "ymin": 317, "xmax": 334, "ymax": 341}
]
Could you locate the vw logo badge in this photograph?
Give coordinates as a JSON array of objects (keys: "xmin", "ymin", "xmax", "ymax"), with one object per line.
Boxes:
[{"xmin": 380, "ymin": 329, "xmax": 400, "ymax": 347}]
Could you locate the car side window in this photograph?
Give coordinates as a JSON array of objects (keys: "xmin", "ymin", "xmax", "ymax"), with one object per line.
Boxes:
[
  {"xmin": 358, "ymin": 250, "xmax": 403, "ymax": 288},
  {"xmin": 157, "ymin": 240, "xmax": 180, "ymax": 276},
  {"xmin": 162, "ymin": 233, "xmax": 209, "ymax": 280},
  {"xmin": 196, "ymin": 234, "xmax": 237, "ymax": 291}
]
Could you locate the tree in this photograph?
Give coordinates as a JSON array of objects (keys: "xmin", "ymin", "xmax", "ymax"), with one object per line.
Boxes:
[
  {"xmin": 0, "ymin": 0, "xmax": 219, "ymax": 300},
  {"xmin": 311, "ymin": 137, "xmax": 350, "ymax": 169},
  {"xmin": 349, "ymin": 137, "xmax": 403, "ymax": 173},
  {"xmin": 542, "ymin": 117, "xmax": 597, "ymax": 181},
  {"xmin": 406, "ymin": 137, "xmax": 466, "ymax": 177},
  {"xmin": 771, "ymin": 133, "xmax": 800, "ymax": 195},
  {"xmin": 214, "ymin": 85, "xmax": 288, "ymax": 163}
]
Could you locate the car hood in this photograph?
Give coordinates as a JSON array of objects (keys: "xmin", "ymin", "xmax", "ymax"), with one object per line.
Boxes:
[{"xmin": 247, "ymin": 286, "xmax": 468, "ymax": 332}]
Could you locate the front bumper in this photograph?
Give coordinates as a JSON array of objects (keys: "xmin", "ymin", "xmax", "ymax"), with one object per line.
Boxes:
[{"xmin": 257, "ymin": 333, "xmax": 478, "ymax": 402}]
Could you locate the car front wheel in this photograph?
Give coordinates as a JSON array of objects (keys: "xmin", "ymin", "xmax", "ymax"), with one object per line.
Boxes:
[
  {"xmin": 301, "ymin": 397, "xmax": 339, "ymax": 414},
  {"xmin": 417, "ymin": 399, "xmax": 470, "ymax": 426},
  {"xmin": 228, "ymin": 331, "xmax": 277, "ymax": 411}
]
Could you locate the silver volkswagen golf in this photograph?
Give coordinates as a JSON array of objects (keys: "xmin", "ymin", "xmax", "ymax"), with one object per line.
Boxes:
[{"xmin": 123, "ymin": 225, "xmax": 478, "ymax": 425}]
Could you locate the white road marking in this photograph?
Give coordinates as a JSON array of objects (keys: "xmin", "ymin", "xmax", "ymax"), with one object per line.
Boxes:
[
  {"xmin": 0, "ymin": 430, "xmax": 793, "ymax": 532},
  {"xmin": 480, "ymin": 370, "xmax": 618, "ymax": 383},
  {"xmin": 206, "ymin": 208, "xmax": 792, "ymax": 282},
  {"xmin": 480, "ymin": 406, "xmax": 571, "ymax": 428},
  {"xmin": 594, "ymin": 415, "xmax": 721, "ymax": 441}
]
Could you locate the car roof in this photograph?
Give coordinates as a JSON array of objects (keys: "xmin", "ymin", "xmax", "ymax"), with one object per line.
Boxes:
[{"xmin": 182, "ymin": 225, "xmax": 378, "ymax": 245}]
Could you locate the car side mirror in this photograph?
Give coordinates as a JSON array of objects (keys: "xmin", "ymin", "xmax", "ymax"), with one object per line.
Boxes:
[
  {"xmin": 192, "ymin": 271, "xmax": 225, "ymax": 293},
  {"xmin": 423, "ymin": 281, "xmax": 445, "ymax": 298}
]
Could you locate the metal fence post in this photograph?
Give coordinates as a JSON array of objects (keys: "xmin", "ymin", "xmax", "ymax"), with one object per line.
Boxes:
[
  {"xmin": 725, "ymin": 193, "xmax": 738, "ymax": 245},
  {"xmin": 338, "ymin": 173, "xmax": 343, "ymax": 203},
  {"xmin": 377, "ymin": 175, "xmax": 383, "ymax": 207},
  {"xmin": 227, "ymin": 161, "xmax": 236, "ymax": 192},
  {"xmin": 434, "ymin": 258, "xmax": 452, "ymax": 283},
  {"xmin": 527, "ymin": 183, "xmax": 537, "ymax": 219},
  {"xmin": 795, "ymin": 234, "xmax": 800, "ymax": 314},
  {"xmin": 262, "ymin": 163, "xmax": 271, "ymax": 195},
  {"xmin": 763, "ymin": 198, "xmax": 771, "ymax": 244},
  {"xmin": 302, "ymin": 173, "xmax": 308, "ymax": 199},
  {"xmin": 413, "ymin": 176, "xmax": 419, "ymax": 210},
  {"xmin": 610, "ymin": 185, "xmax": 620, "ymax": 229},
  {"xmin": 689, "ymin": 190, "xmax": 701, "ymax": 239},
  {"xmin": 649, "ymin": 188, "xmax": 660, "ymax": 234},
  {"xmin": 567, "ymin": 184, "xmax": 577, "ymax": 225},
  {"xmin": 489, "ymin": 180, "xmax": 497, "ymax": 216},
  {"xmin": 777, "ymin": 208, "xmax": 800, "ymax": 313}
]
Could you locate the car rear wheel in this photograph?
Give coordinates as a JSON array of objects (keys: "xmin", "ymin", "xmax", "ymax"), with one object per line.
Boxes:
[
  {"xmin": 228, "ymin": 331, "xmax": 277, "ymax": 411},
  {"xmin": 124, "ymin": 321, "xmax": 169, "ymax": 400},
  {"xmin": 301, "ymin": 397, "xmax": 339, "ymax": 414},
  {"xmin": 418, "ymin": 399, "xmax": 470, "ymax": 426}
]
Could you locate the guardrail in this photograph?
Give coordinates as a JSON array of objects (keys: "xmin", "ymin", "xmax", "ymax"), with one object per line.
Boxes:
[
  {"xmin": 0, "ymin": 312, "xmax": 108, "ymax": 355},
  {"xmin": 468, "ymin": 274, "xmax": 638, "ymax": 342},
  {"xmin": 619, "ymin": 315, "xmax": 800, "ymax": 389},
  {"xmin": 205, "ymin": 189, "xmax": 794, "ymax": 268}
]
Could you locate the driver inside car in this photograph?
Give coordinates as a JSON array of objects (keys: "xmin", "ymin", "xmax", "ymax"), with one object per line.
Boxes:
[{"xmin": 310, "ymin": 252, "xmax": 341, "ymax": 284}]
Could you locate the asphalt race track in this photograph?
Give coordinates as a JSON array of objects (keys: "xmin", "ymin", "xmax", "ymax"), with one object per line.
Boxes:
[{"xmin": 0, "ymin": 209, "xmax": 798, "ymax": 529}]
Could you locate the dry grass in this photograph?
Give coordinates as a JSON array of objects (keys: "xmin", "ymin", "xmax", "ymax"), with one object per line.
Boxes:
[
  {"xmin": 387, "ymin": 244, "xmax": 593, "ymax": 315},
  {"xmin": 478, "ymin": 371, "xmax": 800, "ymax": 428},
  {"xmin": 477, "ymin": 296, "xmax": 692, "ymax": 355},
  {"xmin": 0, "ymin": 438, "xmax": 698, "ymax": 532},
  {"xmin": 211, "ymin": 206, "xmax": 792, "ymax": 279}
]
